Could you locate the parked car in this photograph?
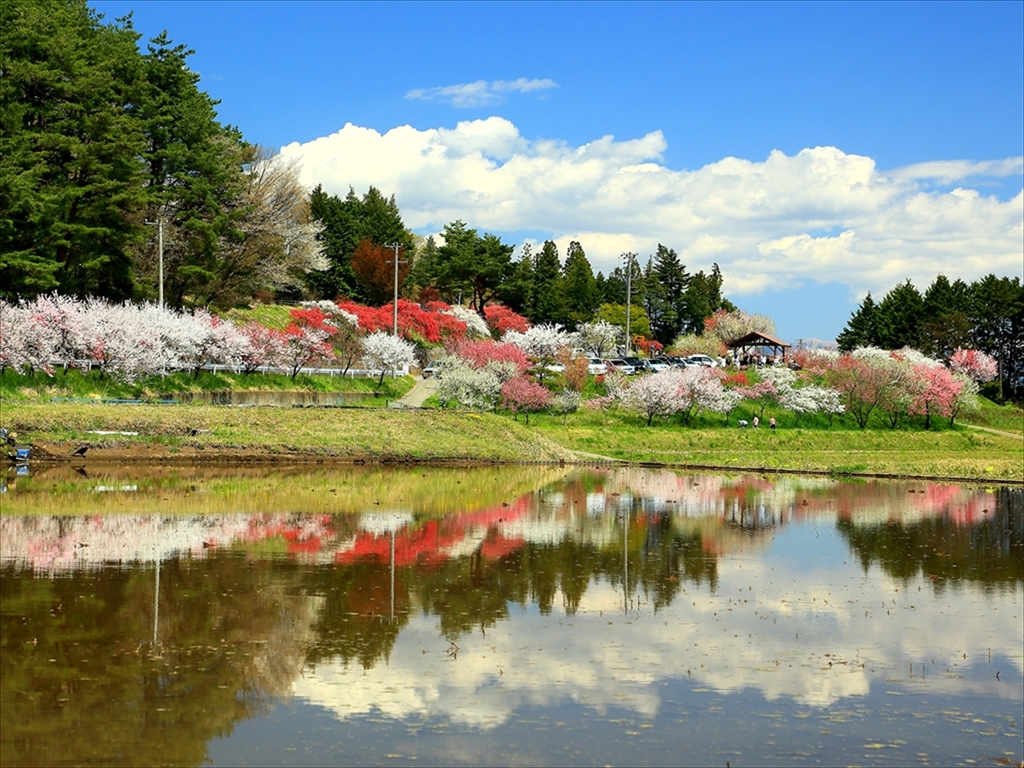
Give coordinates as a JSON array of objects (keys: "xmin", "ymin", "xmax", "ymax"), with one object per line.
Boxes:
[
  {"xmin": 605, "ymin": 358, "xmax": 636, "ymax": 375},
  {"xmin": 648, "ymin": 358, "xmax": 673, "ymax": 372},
  {"xmin": 623, "ymin": 357, "xmax": 652, "ymax": 373},
  {"xmin": 686, "ymin": 354, "xmax": 718, "ymax": 368},
  {"xmin": 588, "ymin": 358, "xmax": 608, "ymax": 375}
]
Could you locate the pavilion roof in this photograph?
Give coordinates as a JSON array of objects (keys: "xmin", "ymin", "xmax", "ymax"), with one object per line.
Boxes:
[{"xmin": 726, "ymin": 331, "xmax": 791, "ymax": 349}]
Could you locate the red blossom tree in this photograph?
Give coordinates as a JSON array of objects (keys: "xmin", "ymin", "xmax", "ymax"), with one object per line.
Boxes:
[
  {"xmin": 454, "ymin": 339, "xmax": 530, "ymax": 374},
  {"xmin": 351, "ymin": 239, "xmax": 410, "ymax": 305},
  {"xmin": 338, "ymin": 299, "xmax": 468, "ymax": 344},
  {"xmin": 484, "ymin": 304, "xmax": 530, "ymax": 336}
]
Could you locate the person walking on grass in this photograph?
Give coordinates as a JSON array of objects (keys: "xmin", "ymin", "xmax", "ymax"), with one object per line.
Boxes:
[{"xmin": 769, "ymin": 417, "xmax": 776, "ymax": 430}]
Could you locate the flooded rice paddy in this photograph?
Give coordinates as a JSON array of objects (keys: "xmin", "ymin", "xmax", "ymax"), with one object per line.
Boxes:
[{"xmin": 1, "ymin": 463, "xmax": 1021, "ymax": 767}]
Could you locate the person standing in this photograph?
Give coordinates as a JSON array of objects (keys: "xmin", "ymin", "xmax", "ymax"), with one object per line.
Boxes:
[
  {"xmin": 752, "ymin": 416, "xmax": 759, "ymax": 429},
  {"xmin": 769, "ymin": 417, "xmax": 777, "ymax": 430}
]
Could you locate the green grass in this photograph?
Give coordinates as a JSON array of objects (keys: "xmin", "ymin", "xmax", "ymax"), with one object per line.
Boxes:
[
  {"xmin": 0, "ymin": 368, "xmax": 414, "ymax": 402},
  {"xmin": 2, "ymin": 401, "xmax": 570, "ymax": 463},
  {"xmin": 959, "ymin": 398, "xmax": 1024, "ymax": 436},
  {"xmin": 529, "ymin": 405, "xmax": 1023, "ymax": 481},
  {"xmin": 222, "ymin": 304, "xmax": 295, "ymax": 329}
]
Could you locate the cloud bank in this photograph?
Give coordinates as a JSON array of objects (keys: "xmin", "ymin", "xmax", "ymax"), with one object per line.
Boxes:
[
  {"xmin": 406, "ymin": 78, "xmax": 557, "ymax": 107},
  {"xmin": 279, "ymin": 117, "xmax": 1023, "ymax": 298}
]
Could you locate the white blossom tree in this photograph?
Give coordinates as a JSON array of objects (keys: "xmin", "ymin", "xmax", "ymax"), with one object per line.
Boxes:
[
  {"xmin": 435, "ymin": 360, "xmax": 503, "ymax": 410},
  {"xmin": 577, "ymin": 320, "xmax": 619, "ymax": 357},
  {"xmin": 360, "ymin": 331, "xmax": 416, "ymax": 386}
]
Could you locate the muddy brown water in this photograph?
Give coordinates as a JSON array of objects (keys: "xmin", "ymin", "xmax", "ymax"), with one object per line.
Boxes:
[{"xmin": 1, "ymin": 464, "xmax": 1021, "ymax": 767}]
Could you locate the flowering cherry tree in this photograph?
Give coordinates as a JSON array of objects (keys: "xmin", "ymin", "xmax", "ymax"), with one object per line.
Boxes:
[
  {"xmin": 436, "ymin": 361, "xmax": 503, "ymax": 410},
  {"xmin": 910, "ymin": 364, "xmax": 964, "ymax": 429},
  {"xmin": 502, "ymin": 324, "xmax": 576, "ymax": 362},
  {"xmin": 444, "ymin": 305, "xmax": 490, "ymax": 338},
  {"xmin": 281, "ymin": 309, "xmax": 335, "ymax": 380},
  {"xmin": 576, "ymin": 320, "xmax": 619, "ymax": 357},
  {"xmin": 551, "ymin": 389, "xmax": 583, "ymax": 424},
  {"xmin": 500, "ymin": 376, "xmax": 552, "ymax": 424},
  {"xmin": 949, "ymin": 348, "xmax": 998, "ymax": 383},
  {"xmin": 238, "ymin": 322, "xmax": 286, "ymax": 374},
  {"xmin": 360, "ymin": 331, "xmax": 417, "ymax": 386},
  {"xmin": 620, "ymin": 368, "xmax": 688, "ymax": 425}
]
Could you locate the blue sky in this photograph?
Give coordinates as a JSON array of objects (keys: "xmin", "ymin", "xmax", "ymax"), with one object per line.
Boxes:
[{"xmin": 92, "ymin": 0, "xmax": 1023, "ymax": 343}]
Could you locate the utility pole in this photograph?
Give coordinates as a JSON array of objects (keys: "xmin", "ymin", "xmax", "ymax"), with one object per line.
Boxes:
[
  {"xmin": 145, "ymin": 219, "xmax": 165, "ymax": 308},
  {"xmin": 622, "ymin": 252, "xmax": 636, "ymax": 357},
  {"xmin": 384, "ymin": 244, "xmax": 408, "ymax": 337}
]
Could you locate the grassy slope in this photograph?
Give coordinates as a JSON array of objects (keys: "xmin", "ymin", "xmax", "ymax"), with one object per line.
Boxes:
[
  {"xmin": 532, "ymin": 411, "xmax": 1022, "ymax": 481},
  {"xmin": 2, "ymin": 402, "xmax": 570, "ymax": 463}
]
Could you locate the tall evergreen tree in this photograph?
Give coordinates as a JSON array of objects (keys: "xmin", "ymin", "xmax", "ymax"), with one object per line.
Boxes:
[
  {"xmin": 307, "ymin": 185, "xmax": 414, "ymax": 303},
  {"xmin": 134, "ymin": 31, "xmax": 250, "ymax": 308},
  {"xmin": 644, "ymin": 245, "xmax": 690, "ymax": 344},
  {"xmin": 497, "ymin": 243, "xmax": 534, "ymax": 315},
  {"xmin": 531, "ymin": 240, "xmax": 564, "ymax": 323},
  {"xmin": 920, "ymin": 274, "xmax": 972, "ymax": 358},
  {"xmin": 426, "ymin": 220, "xmax": 513, "ymax": 310},
  {"xmin": 874, "ymin": 279, "xmax": 925, "ymax": 349},
  {"xmin": 561, "ymin": 241, "xmax": 597, "ymax": 327},
  {"xmin": 682, "ymin": 263, "xmax": 732, "ymax": 334},
  {"xmin": 1, "ymin": 0, "xmax": 147, "ymax": 300},
  {"xmin": 836, "ymin": 292, "xmax": 880, "ymax": 352}
]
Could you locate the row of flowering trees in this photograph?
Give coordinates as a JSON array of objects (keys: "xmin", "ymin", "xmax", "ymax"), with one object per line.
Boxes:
[
  {"xmin": 793, "ymin": 346, "xmax": 996, "ymax": 429},
  {"xmin": 0, "ymin": 295, "xmax": 423, "ymax": 383}
]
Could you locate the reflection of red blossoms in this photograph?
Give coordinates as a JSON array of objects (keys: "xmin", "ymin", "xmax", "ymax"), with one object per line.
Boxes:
[{"xmin": 336, "ymin": 496, "xmax": 531, "ymax": 566}]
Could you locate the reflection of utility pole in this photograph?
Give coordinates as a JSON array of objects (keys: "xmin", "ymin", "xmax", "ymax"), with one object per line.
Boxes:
[
  {"xmin": 145, "ymin": 219, "xmax": 164, "ymax": 308},
  {"xmin": 390, "ymin": 529, "xmax": 395, "ymax": 622},
  {"xmin": 384, "ymin": 244, "xmax": 408, "ymax": 337},
  {"xmin": 623, "ymin": 512, "xmax": 629, "ymax": 614},
  {"xmin": 622, "ymin": 253, "xmax": 636, "ymax": 356},
  {"xmin": 153, "ymin": 557, "xmax": 160, "ymax": 645}
]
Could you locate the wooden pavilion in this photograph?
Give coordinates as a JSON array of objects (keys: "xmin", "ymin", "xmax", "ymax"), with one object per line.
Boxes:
[{"xmin": 727, "ymin": 331, "xmax": 792, "ymax": 365}]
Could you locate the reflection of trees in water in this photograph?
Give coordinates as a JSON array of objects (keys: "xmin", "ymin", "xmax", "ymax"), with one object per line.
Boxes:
[
  {"xmin": 305, "ymin": 560, "xmax": 407, "ymax": 670},
  {"xmin": 0, "ymin": 555, "xmax": 317, "ymax": 766},
  {"xmin": 836, "ymin": 487, "xmax": 1023, "ymax": 587}
]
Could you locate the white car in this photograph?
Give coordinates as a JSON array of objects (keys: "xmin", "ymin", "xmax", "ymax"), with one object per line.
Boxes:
[
  {"xmin": 605, "ymin": 359, "xmax": 636, "ymax": 375},
  {"xmin": 587, "ymin": 358, "xmax": 608, "ymax": 375},
  {"xmin": 686, "ymin": 354, "xmax": 718, "ymax": 368},
  {"xmin": 648, "ymin": 358, "xmax": 672, "ymax": 372}
]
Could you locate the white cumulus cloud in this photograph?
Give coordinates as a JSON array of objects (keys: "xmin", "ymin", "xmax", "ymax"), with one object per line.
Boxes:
[
  {"xmin": 406, "ymin": 78, "xmax": 558, "ymax": 107},
  {"xmin": 279, "ymin": 118, "xmax": 1024, "ymax": 298}
]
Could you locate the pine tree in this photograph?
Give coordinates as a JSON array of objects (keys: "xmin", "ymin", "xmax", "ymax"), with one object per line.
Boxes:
[
  {"xmin": 531, "ymin": 240, "xmax": 565, "ymax": 323},
  {"xmin": 1, "ymin": 0, "xmax": 147, "ymax": 300},
  {"xmin": 874, "ymin": 279, "xmax": 925, "ymax": 349},
  {"xmin": 836, "ymin": 293, "xmax": 879, "ymax": 351},
  {"xmin": 562, "ymin": 241, "xmax": 597, "ymax": 327}
]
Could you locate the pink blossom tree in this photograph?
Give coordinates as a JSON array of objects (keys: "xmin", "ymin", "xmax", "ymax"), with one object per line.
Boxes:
[
  {"xmin": 910, "ymin": 364, "xmax": 963, "ymax": 429},
  {"xmin": 948, "ymin": 348, "xmax": 998, "ymax": 383},
  {"xmin": 501, "ymin": 376, "xmax": 552, "ymax": 424},
  {"xmin": 620, "ymin": 368, "xmax": 687, "ymax": 425},
  {"xmin": 238, "ymin": 322, "xmax": 286, "ymax": 374}
]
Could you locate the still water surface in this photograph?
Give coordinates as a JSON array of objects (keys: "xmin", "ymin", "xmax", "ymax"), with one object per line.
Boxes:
[{"xmin": 1, "ymin": 464, "xmax": 1021, "ymax": 767}]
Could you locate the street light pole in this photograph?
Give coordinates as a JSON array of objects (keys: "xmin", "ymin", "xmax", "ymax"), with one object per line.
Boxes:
[
  {"xmin": 622, "ymin": 252, "xmax": 635, "ymax": 357},
  {"xmin": 384, "ymin": 243, "xmax": 408, "ymax": 337},
  {"xmin": 145, "ymin": 218, "xmax": 164, "ymax": 308}
]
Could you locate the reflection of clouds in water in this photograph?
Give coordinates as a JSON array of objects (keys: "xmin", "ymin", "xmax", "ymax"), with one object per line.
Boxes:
[{"xmin": 295, "ymin": 534, "xmax": 1021, "ymax": 725}]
